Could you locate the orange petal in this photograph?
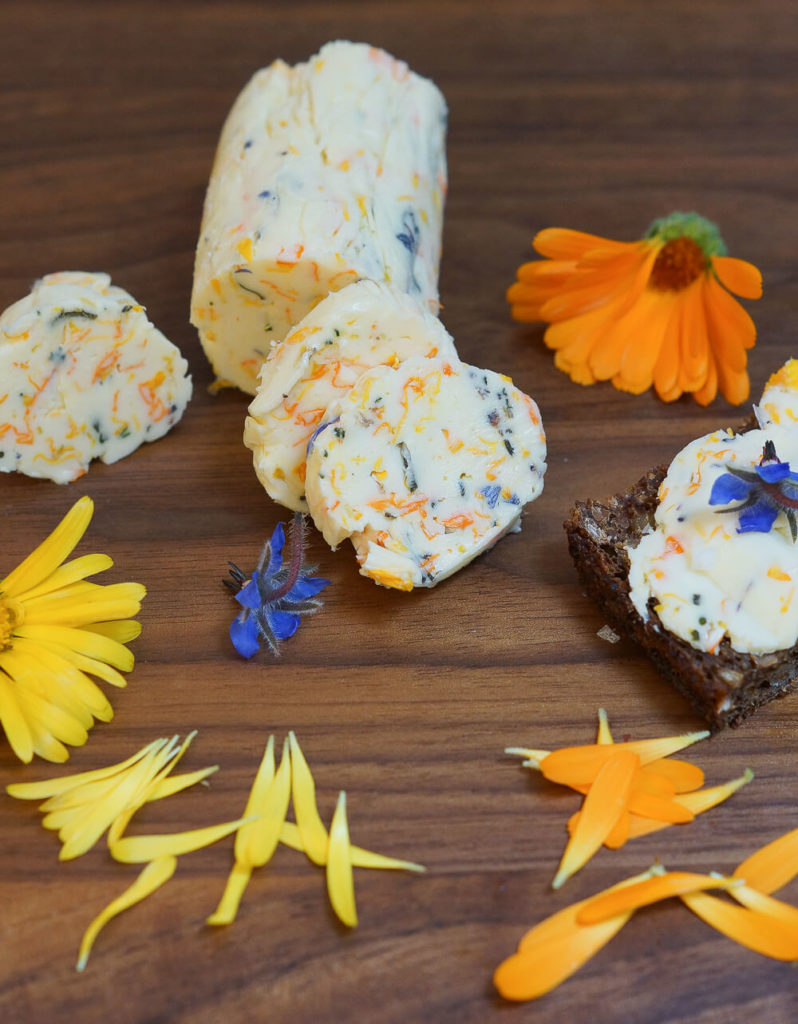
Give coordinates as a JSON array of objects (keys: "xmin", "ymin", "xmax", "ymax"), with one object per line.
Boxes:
[
  {"xmin": 641, "ymin": 757, "xmax": 704, "ymax": 793},
  {"xmin": 509, "ymin": 303, "xmax": 546, "ymax": 323},
  {"xmin": 578, "ymin": 871, "xmax": 739, "ymax": 925},
  {"xmin": 552, "ymin": 749, "xmax": 639, "ymax": 888},
  {"xmin": 603, "ymin": 810, "xmax": 630, "ymax": 849},
  {"xmin": 652, "ymin": 297, "xmax": 683, "ymax": 399},
  {"xmin": 496, "ymin": 868, "xmax": 656, "ymax": 1001},
  {"xmin": 677, "ymin": 279, "xmax": 709, "ymax": 392},
  {"xmin": 625, "ymin": 769, "xmax": 753, "ymax": 841},
  {"xmin": 626, "ymin": 791, "xmax": 694, "ymax": 824},
  {"xmin": 711, "ymin": 256, "xmax": 763, "ymax": 300},
  {"xmin": 533, "ymin": 228, "xmax": 631, "ymax": 261},
  {"xmin": 681, "ymin": 890, "xmax": 798, "ymax": 961},
  {"xmin": 539, "ymin": 730, "xmax": 709, "ymax": 788},
  {"xmin": 615, "ymin": 291, "xmax": 678, "ymax": 394},
  {"xmin": 733, "ymin": 827, "xmax": 798, "ymax": 895},
  {"xmin": 596, "ymin": 708, "xmax": 613, "ymax": 745},
  {"xmin": 631, "ymin": 768, "xmax": 677, "ymax": 800},
  {"xmin": 692, "ymin": 349, "xmax": 718, "ymax": 405},
  {"xmin": 703, "ymin": 273, "xmax": 754, "ymax": 371},
  {"xmin": 731, "ymin": 884, "xmax": 798, "ymax": 930}
]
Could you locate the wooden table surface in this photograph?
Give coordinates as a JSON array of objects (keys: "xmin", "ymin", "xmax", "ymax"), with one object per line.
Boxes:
[{"xmin": 1, "ymin": 2, "xmax": 796, "ymax": 1022}]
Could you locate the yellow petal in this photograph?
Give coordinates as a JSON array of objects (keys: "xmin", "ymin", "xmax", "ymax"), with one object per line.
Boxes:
[
  {"xmin": 289, "ymin": 731, "xmax": 329, "ymax": 866},
  {"xmin": 279, "ymin": 821, "xmax": 424, "ymax": 872},
  {"xmin": 577, "ymin": 871, "xmax": 740, "ymax": 925},
  {"xmin": 596, "ymin": 708, "xmax": 613, "ymax": 745},
  {"xmin": 552, "ymin": 749, "xmax": 639, "ymax": 889},
  {"xmin": 233, "ymin": 735, "xmax": 275, "ymax": 862},
  {"xmin": 0, "ymin": 670, "xmax": 34, "ymax": 763},
  {"xmin": 85, "ymin": 620, "xmax": 142, "ymax": 643},
  {"xmin": 0, "ymin": 497, "xmax": 93, "ymax": 599},
  {"xmin": 239, "ymin": 737, "xmax": 291, "ymax": 868},
  {"xmin": 76, "ymin": 856, "xmax": 177, "ymax": 971},
  {"xmin": 681, "ymin": 890, "xmax": 798, "ymax": 961},
  {"xmin": 15, "ymin": 624, "xmax": 135, "ymax": 672},
  {"xmin": 22, "ymin": 583, "xmax": 145, "ymax": 627},
  {"xmin": 206, "ymin": 861, "xmax": 254, "ymax": 926},
  {"xmin": 15, "ymin": 553, "xmax": 113, "ymax": 602},
  {"xmin": 733, "ymin": 826, "xmax": 798, "ymax": 895},
  {"xmin": 7, "ymin": 738, "xmax": 164, "ymax": 802},
  {"xmin": 110, "ymin": 817, "xmax": 252, "ymax": 863},
  {"xmin": 326, "ymin": 791, "xmax": 357, "ymax": 927},
  {"xmin": 146, "ymin": 766, "xmax": 219, "ymax": 802}
]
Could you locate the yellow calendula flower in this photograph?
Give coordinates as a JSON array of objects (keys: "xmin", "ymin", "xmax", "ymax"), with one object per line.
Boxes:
[{"xmin": 0, "ymin": 496, "xmax": 145, "ymax": 763}]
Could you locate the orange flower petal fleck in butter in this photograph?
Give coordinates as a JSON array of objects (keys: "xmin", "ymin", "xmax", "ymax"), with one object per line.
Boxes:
[
  {"xmin": 0, "ymin": 272, "xmax": 192, "ymax": 483},
  {"xmin": 190, "ymin": 40, "xmax": 447, "ymax": 394},
  {"xmin": 304, "ymin": 354, "xmax": 547, "ymax": 589},
  {"xmin": 628, "ymin": 359, "xmax": 798, "ymax": 656},
  {"xmin": 244, "ymin": 280, "xmax": 456, "ymax": 512}
]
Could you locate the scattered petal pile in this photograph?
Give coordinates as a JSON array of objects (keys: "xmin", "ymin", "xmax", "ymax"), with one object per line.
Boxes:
[
  {"xmin": 7, "ymin": 733, "xmax": 245, "ymax": 969},
  {"xmin": 0, "ymin": 496, "xmax": 145, "ymax": 763},
  {"xmin": 494, "ymin": 827, "xmax": 798, "ymax": 1002},
  {"xmin": 506, "ymin": 211, "xmax": 762, "ymax": 405},
  {"xmin": 8, "ymin": 730, "xmax": 424, "ymax": 968},
  {"xmin": 506, "ymin": 709, "xmax": 753, "ymax": 887},
  {"xmin": 208, "ymin": 731, "xmax": 425, "ymax": 928},
  {"xmin": 226, "ymin": 513, "xmax": 330, "ymax": 658}
]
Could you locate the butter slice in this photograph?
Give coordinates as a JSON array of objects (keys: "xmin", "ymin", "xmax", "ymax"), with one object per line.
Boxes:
[
  {"xmin": 304, "ymin": 355, "xmax": 547, "ymax": 590},
  {"xmin": 243, "ymin": 280, "xmax": 456, "ymax": 512},
  {"xmin": 0, "ymin": 272, "xmax": 192, "ymax": 483},
  {"xmin": 190, "ymin": 40, "xmax": 447, "ymax": 394}
]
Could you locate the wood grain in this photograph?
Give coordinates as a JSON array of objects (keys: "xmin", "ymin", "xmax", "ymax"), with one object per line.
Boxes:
[{"xmin": 1, "ymin": 2, "xmax": 796, "ymax": 1022}]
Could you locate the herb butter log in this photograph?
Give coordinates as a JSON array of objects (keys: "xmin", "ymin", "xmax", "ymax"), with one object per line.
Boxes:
[
  {"xmin": 244, "ymin": 280, "xmax": 457, "ymax": 512},
  {"xmin": 304, "ymin": 354, "xmax": 547, "ymax": 590},
  {"xmin": 190, "ymin": 40, "xmax": 447, "ymax": 394},
  {"xmin": 0, "ymin": 272, "xmax": 192, "ymax": 483}
]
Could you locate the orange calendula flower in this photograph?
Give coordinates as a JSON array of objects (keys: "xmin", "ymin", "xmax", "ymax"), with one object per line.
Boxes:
[
  {"xmin": 507, "ymin": 212, "xmax": 762, "ymax": 405},
  {"xmin": 507, "ymin": 710, "xmax": 752, "ymax": 886},
  {"xmin": 0, "ymin": 496, "xmax": 145, "ymax": 763}
]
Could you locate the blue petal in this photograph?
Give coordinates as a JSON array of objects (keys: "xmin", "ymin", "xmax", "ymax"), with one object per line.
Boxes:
[
  {"xmin": 266, "ymin": 608, "xmax": 301, "ymax": 641},
  {"xmin": 235, "ymin": 577, "xmax": 262, "ymax": 609},
  {"xmin": 709, "ymin": 473, "xmax": 752, "ymax": 506},
  {"xmin": 230, "ymin": 613, "xmax": 260, "ymax": 658},
  {"xmin": 480, "ymin": 484, "xmax": 501, "ymax": 509},
  {"xmin": 306, "ymin": 417, "xmax": 338, "ymax": 455},
  {"xmin": 756, "ymin": 461, "xmax": 791, "ymax": 483},
  {"xmin": 737, "ymin": 500, "xmax": 779, "ymax": 533},
  {"xmin": 287, "ymin": 575, "xmax": 331, "ymax": 599}
]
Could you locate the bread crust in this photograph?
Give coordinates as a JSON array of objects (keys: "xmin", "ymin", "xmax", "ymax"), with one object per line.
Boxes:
[{"xmin": 564, "ymin": 466, "xmax": 798, "ymax": 729}]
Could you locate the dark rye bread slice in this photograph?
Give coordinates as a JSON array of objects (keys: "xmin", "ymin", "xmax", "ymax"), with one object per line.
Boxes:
[{"xmin": 564, "ymin": 464, "xmax": 798, "ymax": 730}]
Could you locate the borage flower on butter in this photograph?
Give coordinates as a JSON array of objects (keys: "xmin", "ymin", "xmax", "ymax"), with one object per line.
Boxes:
[
  {"xmin": 494, "ymin": 826, "xmax": 798, "ymax": 1002},
  {"xmin": 0, "ymin": 496, "xmax": 145, "ymax": 763},
  {"xmin": 226, "ymin": 513, "xmax": 330, "ymax": 658},
  {"xmin": 506, "ymin": 709, "xmax": 753, "ymax": 887},
  {"xmin": 710, "ymin": 439, "xmax": 798, "ymax": 540},
  {"xmin": 507, "ymin": 212, "xmax": 762, "ymax": 405}
]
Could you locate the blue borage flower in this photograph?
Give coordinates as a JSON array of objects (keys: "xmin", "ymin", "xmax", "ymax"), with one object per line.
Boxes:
[
  {"xmin": 226, "ymin": 513, "xmax": 330, "ymax": 657},
  {"xmin": 709, "ymin": 440, "xmax": 798, "ymax": 540}
]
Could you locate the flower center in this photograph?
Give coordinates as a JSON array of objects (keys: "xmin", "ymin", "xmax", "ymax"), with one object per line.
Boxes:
[
  {"xmin": 649, "ymin": 237, "xmax": 708, "ymax": 292},
  {"xmin": 0, "ymin": 599, "xmax": 16, "ymax": 652}
]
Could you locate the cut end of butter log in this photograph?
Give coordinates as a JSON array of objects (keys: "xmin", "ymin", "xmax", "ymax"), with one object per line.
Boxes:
[
  {"xmin": 304, "ymin": 354, "xmax": 548, "ymax": 590},
  {"xmin": 244, "ymin": 279, "xmax": 457, "ymax": 512},
  {"xmin": 190, "ymin": 40, "xmax": 447, "ymax": 394},
  {"xmin": 0, "ymin": 271, "xmax": 192, "ymax": 483}
]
